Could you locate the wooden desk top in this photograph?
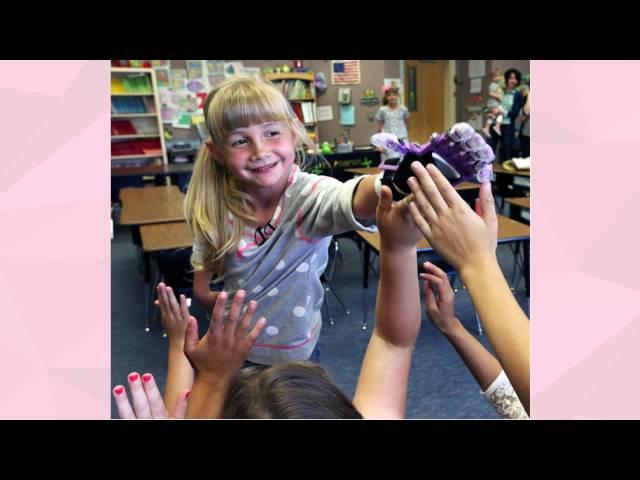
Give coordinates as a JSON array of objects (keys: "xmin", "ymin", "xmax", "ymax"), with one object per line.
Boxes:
[
  {"xmin": 140, "ymin": 221, "xmax": 193, "ymax": 252},
  {"xmin": 505, "ymin": 197, "xmax": 530, "ymax": 209},
  {"xmin": 343, "ymin": 167, "xmax": 480, "ymax": 191},
  {"xmin": 493, "ymin": 164, "xmax": 531, "ymax": 177},
  {"xmin": 112, "ymin": 163, "xmax": 194, "ymax": 178},
  {"xmin": 345, "ymin": 167, "xmax": 383, "ymax": 175},
  {"xmin": 119, "ymin": 186, "xmax": 186, "ymax": 225},
  {"xmin": 357, "ymin": 215, "xmax": 529, "ymax": 253}
]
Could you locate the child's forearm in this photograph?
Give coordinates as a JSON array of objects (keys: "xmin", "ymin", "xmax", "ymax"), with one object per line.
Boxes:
[
  {"xmin": 459, "ymin": 257, "xmax": 530, "ymax": 413},
  {"xmin": 186, "ymin": 373, "xmax": 230, "ymax": 419},
  {"xmin": 489, "ymin": 92, "xmax": 503, "ymax": 101},
  {"xmin": 375, "ymin": 246, "xmax": 420, "ymax": 346},
  {"xmin": 164, "ymin": 344, "xmax": 194, "ymax": 414},
  {"xmin": 442, "ymin": 320, "xmax": 504, "ymax": 391},
  {"xmin": 352, "ymin": 175, "xmax": 380, "ymax": 220}
]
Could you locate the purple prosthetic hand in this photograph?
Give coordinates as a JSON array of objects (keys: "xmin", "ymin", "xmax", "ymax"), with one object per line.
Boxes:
[{"xmin": 371, "ymin": 123, "xmax": 495, "ymax": 201}]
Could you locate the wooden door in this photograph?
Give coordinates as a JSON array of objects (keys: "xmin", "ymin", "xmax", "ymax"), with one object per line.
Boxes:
[{"xmin": 404, "ymin": 60, "xmax": 446, "ymax": 143}]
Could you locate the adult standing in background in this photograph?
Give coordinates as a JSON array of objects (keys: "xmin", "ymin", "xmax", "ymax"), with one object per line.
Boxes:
[{"xmin": 490, "ymin": 68, "xmax": 524, "ymax": 162}]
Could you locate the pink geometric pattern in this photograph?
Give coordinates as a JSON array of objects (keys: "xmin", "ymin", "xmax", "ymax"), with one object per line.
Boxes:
[
  {"xmin": 531, "ymin": 61, "xmax": 640, "ymax": 418},
  {"xmin": 2, "ymin": 60, "xmax": 640, "ymax": 419},
  {"xmin": 0, "ymin": 61, "xmax": 110, "ymax": 418}
]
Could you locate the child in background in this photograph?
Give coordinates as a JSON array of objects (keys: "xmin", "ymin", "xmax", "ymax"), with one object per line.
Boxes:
[
  {"xmin": 375, "ymin": 86, "xmax": 410, "ymax": 163},
  {"xmin": 482, "ymin": 67, "xmax": 505, "ymax": 137}
]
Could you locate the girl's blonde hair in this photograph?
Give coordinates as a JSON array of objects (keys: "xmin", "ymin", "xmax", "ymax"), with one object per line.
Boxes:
[{"xmin": 184, "ymin": 75, "xmax": 315, "ymax": 277}]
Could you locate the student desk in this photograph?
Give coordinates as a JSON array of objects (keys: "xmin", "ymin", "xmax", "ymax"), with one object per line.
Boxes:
[
  {"xmin": 345, "ymin": 167, "xmax": 481, "ymax": 206},
  {"xmin": 112, "ymin": 163, "xmax": 194, "ymax": 185},
  {"xmin": 139, "ymin": 221, "xmax": 193, "ymax": 332},
  {"xmin": 505, "ymin": 197, "xmax": 530, "ymax": 225},
  {"xmin": 492, "ymin": 165, "xmax": 530, "ymax": 205},
  {"xmin": 140, "ymin": 221, "xmax": 192, "ymax": 252},
  {"xmin": 119, "ymin": 185, "xmax": 186, "ymax": 225},
  {"xmin": 355, "ymin": 215, "xmax": 530, "ymax": 328},
  {"xmin": 119, "ymin": 185, "xmax": 187, "ymax": 294},
  {"xmin": 493, "ymin": 164, "xmax": 530, "ymax": 177}
]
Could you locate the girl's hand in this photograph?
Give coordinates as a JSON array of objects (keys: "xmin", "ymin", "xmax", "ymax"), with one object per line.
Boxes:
[
  {"xmin": 113, "ymin": 372, "xmax": 189, "ymax": 419},
  {"xmin": 406, "ymin": 162, "xmax": 498, "ymax": 273},
  {"xmin": 155, "ymin": 283, "xmax": 190, "ymax": 343},
  {"xmin": 420, "ymin": 262, "xmax": 459, "ymax": 336},
  {"xmin": 183, "ymin": 290, "xmax": 266, "ymax": 381},
  {"xmin": 376, "ymin": 185, "xmax": 423, "ymax": 252}
]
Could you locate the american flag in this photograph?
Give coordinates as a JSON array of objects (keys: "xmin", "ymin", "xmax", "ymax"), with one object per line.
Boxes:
[{"xmin": 331, "ymin": 60, "xmax": 361, "ymax": 85}]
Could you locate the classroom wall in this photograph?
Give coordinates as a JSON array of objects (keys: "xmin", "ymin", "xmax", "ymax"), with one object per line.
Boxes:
[
  {"xmin": 238, "ymin": 60, "xmax": 402, "ymax": 146},
  {"xmin": 455, "ymin": 60, "xmax": 530, "ymax": 124},
  {"xmin": 166, "ymin": 60, "xmax": 401, "ymax": 146},
  {"xmin": 160, "ymin": 60, "xmax": 530, "ymax": 145}
]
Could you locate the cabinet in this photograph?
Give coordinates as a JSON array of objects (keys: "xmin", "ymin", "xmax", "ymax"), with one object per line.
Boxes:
[{"xmin": 111, "ymin": 67, "xmax": 167, "ymax": 169}]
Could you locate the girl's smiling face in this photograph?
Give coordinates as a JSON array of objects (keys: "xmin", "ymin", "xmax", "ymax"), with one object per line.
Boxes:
[{"xmin": 213, "ymin": 121, "xmax": 297, "ymax": 195}]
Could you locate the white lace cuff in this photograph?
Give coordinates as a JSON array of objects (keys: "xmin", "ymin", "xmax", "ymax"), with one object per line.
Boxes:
[{"xmin": 481, "ymin": 370, "xmax": 529, "ymax": 420}]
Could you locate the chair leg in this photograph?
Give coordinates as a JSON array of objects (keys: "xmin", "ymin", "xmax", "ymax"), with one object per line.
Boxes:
[
  {"xmin": 146, "ymin": 252, "xmax": 160, "ymax": 332},
  {"xmin": 323, "ymin": 289, "xmax": 335, "ymax": 326},
  {"xmin": 324, "ymin": 277, "xmax": 351, "ymax": 316},
  {"xmin": 451, "ymin": 273, "xmax": 460, "ymax": 293},
  {"xmin": 361, "ymin": 286, "xmax": 368, "ymax": 331}
]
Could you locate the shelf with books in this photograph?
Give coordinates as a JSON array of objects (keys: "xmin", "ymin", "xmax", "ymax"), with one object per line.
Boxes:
[
  {"xmin": 264, "ymin": 72, "xmax": 318, "ymax": 144},
  {"xmin": 111, "ymin": 154, "xmax": 162, "ymax": 160},
  {"xmin": 111, "ymin": 134, "xmax": 161, "ymax": 140},
  {"xmin": 264, "ymin": 72, "xmax": 315, "ymax": 82},
  {"xmin": 111, "ymin": 67, "xmax": 167, "ymax": 169},
  {"xmin": 111, "ymin": 113, "xmax": 157, "ymax": 118}
]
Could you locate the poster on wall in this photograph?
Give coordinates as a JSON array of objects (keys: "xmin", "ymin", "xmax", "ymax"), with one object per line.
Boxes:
[
  {"xmin": 155, "ymin": 68, "xmax": 170, "ymax": 89},
  {"xmin": 170, "ymin": 69, "xmax": 187, "ymax": 91},
  {"xmin": 243, "ymin": 67, "xmax": 261, "ymax": 79},
  {"xmin": 159, "ymin": 88, "xmax": 179, "ymax": 123},
  {"xmin": 206, "ymin": 60, "xmax": 226, "ymax": 89},
  {"xmin": 469, "ymin": 78, "xmax": 482, "ymax": 94},
  {"xmin": 224, "ymin": 61, "xmax": 245, "ymax": 78},
  {"xmin": 160, "ymin": 87, "xmax": 200, "ymax": 124},
  {"xmin": 468, "ymin": 60, "xmax": 486, "ymax": 78},
  {"xmin": 186, "ymin": 60, "xmax": 204, "ymax": 79}
]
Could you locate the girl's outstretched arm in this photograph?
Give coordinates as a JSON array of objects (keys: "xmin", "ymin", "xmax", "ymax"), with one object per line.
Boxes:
[
  {"xmin": 353, "ymin": 186, "xmax": 423, "ymax": 419},
  {"xmin": 351, "ymin": 174, "xmax": 380, "ymax": 220}
]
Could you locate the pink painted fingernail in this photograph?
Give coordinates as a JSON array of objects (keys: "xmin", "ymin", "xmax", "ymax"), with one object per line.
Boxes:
[
  {"xmin": 142, "ymin": 373, "xmax": 152, "ymax": 383},
  {"xmin": 114, "ymin": 386, "xmax": 124, "ymax": 395},
  {"xmin": 128, "ymin": 373, "xmax": 139, "ymax": 382}
]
